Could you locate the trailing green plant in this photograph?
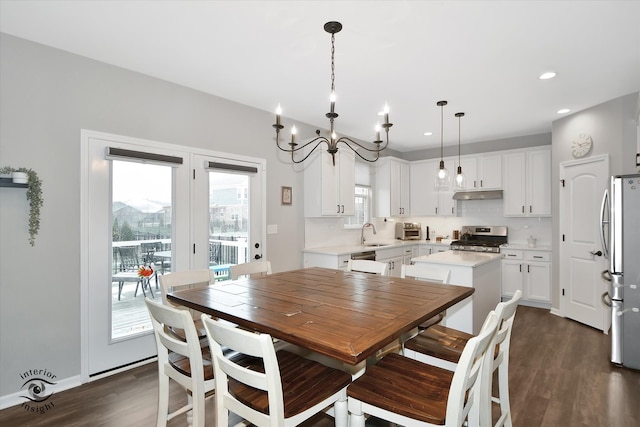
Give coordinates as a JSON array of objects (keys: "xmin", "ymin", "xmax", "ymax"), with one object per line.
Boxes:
[{"xmin": 1, "ymin": 166, "xmax": 43, "ymax": 246}]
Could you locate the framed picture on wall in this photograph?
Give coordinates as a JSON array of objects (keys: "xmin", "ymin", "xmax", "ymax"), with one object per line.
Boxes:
[{"xmin": 281, "ymin": 186, "xmax": 292, "ymax": 205}]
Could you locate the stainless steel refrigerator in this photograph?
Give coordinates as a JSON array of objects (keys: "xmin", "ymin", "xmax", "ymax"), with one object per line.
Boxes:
[{"xmin": 601, "ymin": 174, "xmax": 640, "ymax": 369}]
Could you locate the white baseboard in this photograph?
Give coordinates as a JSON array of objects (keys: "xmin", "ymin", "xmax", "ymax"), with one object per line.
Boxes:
[
  {"xmin": 550, "ymin": 307, "xmax": 563, "ymax": 317},
  {"xmin": 0, "ymin": 375, "xmax": 82, "ymax": 410}
]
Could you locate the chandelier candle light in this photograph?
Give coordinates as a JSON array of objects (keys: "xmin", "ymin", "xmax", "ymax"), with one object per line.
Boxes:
[
  {"xmin": 434, "ymin": 100, "xmax": 450, "ymax": 190},
  {"xmin": 454, "ymin": 112, "xmax": 466, "ymax": 190},
  {"xmin": 273, "ymin": 21, "xmax": 392, "ymax": 166}
]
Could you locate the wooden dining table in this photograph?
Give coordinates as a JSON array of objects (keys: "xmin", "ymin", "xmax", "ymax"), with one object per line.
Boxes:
[{"xmin": 168, "ymin": 267, "xmax": 474, "ymax": 370}]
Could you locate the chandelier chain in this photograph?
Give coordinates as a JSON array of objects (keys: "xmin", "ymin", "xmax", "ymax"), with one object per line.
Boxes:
[{"xmin": 330, "ymin": 33, "xmax": 336, "ymax": 93}]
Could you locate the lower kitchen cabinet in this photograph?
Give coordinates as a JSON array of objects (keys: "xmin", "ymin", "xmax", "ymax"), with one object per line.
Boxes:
[
  {"xmin": 501, "ymin": 249, "xmax": 551, "ymax": 307},
  {"xmin": 376, "ymin": 246, "xmax": 405, "ymax": 277},
  {"xmin": 303, "ymin": 252, "xmax": 351, "ymax": 271}
]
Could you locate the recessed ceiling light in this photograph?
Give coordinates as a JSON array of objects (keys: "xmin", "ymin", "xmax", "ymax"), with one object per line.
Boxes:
[
  {"xmin": 557, "ymin": 108, "xmax": 570, "ymax": 114},
  {"xmin": 424, "ymin": 132, "xmax": 433, "ymax": 136},
  {"xmin": 539, "ymin": 72, "xmax": 557, "ymax": 80}
]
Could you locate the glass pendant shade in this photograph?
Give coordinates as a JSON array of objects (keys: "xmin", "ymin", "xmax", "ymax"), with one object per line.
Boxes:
[
  {"xmin": 455, "ymin": 165, "xmax": 466, "ymax": 189},
  {"xmin": 434, "ymin": 160, "xmax": 450, "ymax": 189}
]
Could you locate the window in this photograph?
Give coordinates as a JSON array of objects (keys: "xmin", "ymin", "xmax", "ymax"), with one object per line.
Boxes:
[{"xmin": 345, "ymin": 185, "xmax": 371, "ymax": 228}]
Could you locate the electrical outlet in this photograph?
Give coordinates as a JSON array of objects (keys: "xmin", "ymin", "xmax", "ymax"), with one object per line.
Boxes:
[{"xmin": 267, "ymin": 224, "xmax": 278, "ymax": 234}]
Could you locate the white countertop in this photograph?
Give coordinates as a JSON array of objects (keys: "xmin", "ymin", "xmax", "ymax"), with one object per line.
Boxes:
[
  {"xmin": 412, "ymin": 250, "xmax": 503, "ymax": 268},
  {"xmin": 303, "ymin": 240, "xmax": 449, "ymax": 256}
]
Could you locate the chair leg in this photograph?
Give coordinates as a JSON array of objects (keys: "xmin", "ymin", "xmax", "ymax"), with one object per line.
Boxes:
[
  {"xmin": 135, "ymin": 280, "xmax": 147, "ymax": 298},
  {"xmin": 496, "ymin": 363, "xmax": 513, "ymax": 427},
  {"xmin": 157, "ymin": 373, "xmax": 169, "ymax": 427},
  {"xmin": 347, "ymin": 398, "xmax": 366, "ymax": 427},
  {"xmin": 118, "ymin": 282, "xmax": 123, "ymax": 300}
]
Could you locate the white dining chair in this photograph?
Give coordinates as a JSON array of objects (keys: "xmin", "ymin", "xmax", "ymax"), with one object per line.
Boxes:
[
  {"xmin": 201, "ymin": 314, "xmax": 351, "ymax": 427},
  {"xmin": 346, "ymin": 259, "xmax": 388, "ymax": 275},
  {"xmin": 145, "ymin": 298, "xmax": 215, "ymax": 427},
  {"xmin": 158, "ymin": 269, "xmax": 214, "ymax": 345},
  {"xmin": 229, "ymin": 260, "xmax": 272, "ymax": 280},
  {"xmin": 347, "ymin": 311, "xmax": 500, "ymax": 427},
  {"xmin": 404, "ymin": 290, "xmax": 522, "ymax": 427}
]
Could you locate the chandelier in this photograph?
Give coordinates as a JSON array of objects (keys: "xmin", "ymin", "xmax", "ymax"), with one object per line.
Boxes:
[{"xmin": 273, "ymin": 21, "xmax": 392, "ymax": 166}]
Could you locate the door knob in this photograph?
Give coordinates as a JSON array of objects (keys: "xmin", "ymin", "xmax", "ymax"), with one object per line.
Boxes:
[{"xmin": 590, "ymin": 250, "xmax": 603, "ymax": 256}]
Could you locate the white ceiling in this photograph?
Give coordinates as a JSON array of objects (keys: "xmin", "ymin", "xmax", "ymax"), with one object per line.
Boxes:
[{"xmin": 1, "ymin": 1, "xmax": 639, "ymax": 152}]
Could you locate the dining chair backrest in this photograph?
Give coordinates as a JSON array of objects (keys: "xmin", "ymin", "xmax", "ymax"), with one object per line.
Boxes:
[
  {"xmin": 158, "ymin": 269, "xmax": 213, "ymax": 307},
  {"xmin": 201, "ymin": 314, "xmax": 351, "ymax": 427},
  {"xmin": 230, "ymin": 260, "xmax": 272, "ymax": 280},
  {"xmin": 479, "ymin": 289, "xmax": 522, "ymax": 427},
  {"xmin": 400, "ymin": 263, "xmax": 450, "ymax": 284},
  {"xmin": 346, "ymin": 259, "xmax": 388, "ymax": 275},
  {"xmin": 447, "ymin": 310, "xmax": 499, "ymax": 426},
  {"xmin": 145, "ymin": 298, "xmax": 214, "ymax": 427}
]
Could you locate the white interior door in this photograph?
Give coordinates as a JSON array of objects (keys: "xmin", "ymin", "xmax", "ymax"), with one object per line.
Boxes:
[
  {"xmin": 560, "ymin": 155, "xmax": 609, "ymax": 331},
  {"xmin": 192, "ymin": 155, "xmax": 265, "ymax": 272}
]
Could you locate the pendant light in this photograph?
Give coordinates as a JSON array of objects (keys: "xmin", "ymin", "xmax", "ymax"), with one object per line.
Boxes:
[
  {"xmin": 434, "ymin": 100, "xmax": 450, "ymax": 190},
  {"xmin": 454, "ymin": 112, "xmax": 466, "ymax": 190}
]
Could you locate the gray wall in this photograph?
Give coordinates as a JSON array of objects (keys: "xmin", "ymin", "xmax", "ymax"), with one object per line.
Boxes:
[
  {"xmin": 0, "ymin": 33, "xmax": 314, "ymax": 397},
  {"xmin": 550, "ymin": 92, "xmax": 639, "ymax": 309}
]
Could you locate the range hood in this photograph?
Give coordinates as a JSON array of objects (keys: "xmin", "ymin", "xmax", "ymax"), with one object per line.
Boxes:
[{"xmin": 453, "ymin": 190, "xmax": 503, "ymax": 200}]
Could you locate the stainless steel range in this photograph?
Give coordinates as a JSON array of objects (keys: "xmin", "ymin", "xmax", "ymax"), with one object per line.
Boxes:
[{"xmin": 450, "ymin": 226, "xmax": 508, "ymax": 253}]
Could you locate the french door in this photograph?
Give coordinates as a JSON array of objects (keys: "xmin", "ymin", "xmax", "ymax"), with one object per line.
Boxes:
[{"xmin": 81, "ymin": 130, "xmax": 265, "ymax": 379}]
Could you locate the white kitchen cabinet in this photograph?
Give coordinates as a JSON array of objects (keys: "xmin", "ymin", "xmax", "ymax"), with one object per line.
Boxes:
[
  {"xmin": 374, "ymin": 157, "xmax": 410, "ymax": 217},
  {"xmin": 303, "ymin": 252, "xmax": 351, "ymax": 271},
  {"xmin": 376, "ymin": 246, "xmax": 404, "ymax": 277},
  {"xmin": 458, "ymin": 154, "xmax": 502, "ymax": 190},
  {"xmin": 409, "ymin": 159, "xmax": 457, "ymax": 216},
  {"xmin": 304, "ymin": 148, "xmax": 355, "ymax": 217},
  {"xmin": 501, "ymin": 249, "xmax": 551, "ymax": 307},
  {"xmin": 503, "ymin": 148, "xmax": 551, "ymax": 217}
]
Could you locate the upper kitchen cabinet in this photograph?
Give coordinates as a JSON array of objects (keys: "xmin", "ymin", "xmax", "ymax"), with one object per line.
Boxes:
[
  {"xmin": 410, "ymin": 159, "xmax": 457, "ymax": 216},
  {"xmin": 374, "ymin": 157, "xmax": 410, "ymax": 217},
  {"xmin": 458, "ymin": 154, "xmax": 502, "ymax": 190},
  {"xmin": 503, "ymin": 147, "xmax": 551, "ymax": 217},
  {"xmin": 304, "ymin": 148, "xmax": 355, "ymax": 217}
]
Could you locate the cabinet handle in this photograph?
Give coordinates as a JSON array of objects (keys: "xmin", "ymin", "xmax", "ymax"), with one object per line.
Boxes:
[
  {"xmin": 451, "ymin": 207, "xmax": 454, "ymax": 214},
  {"xmin": 527, "ymin": 265, "xmax": 530, "ymax": 273},
  {"xmin": 533, "ymin": 255, "xmax": 543, "ymax": 259},
  {"xmin": 522, "ymin": 206, "xmax": 525, "ymax": 213},
  {"xmin": 474, "ymin": 180, "xmax": 477, "ymax": 188},
  {"xmin": 480, "ymin": 179, "xmax": 484, "ymax": 188},
  {"xmin": 435, "ymin": 207, "xmax": 438, "ymax": 214},
  {"xmin": 341, "ymin": 205, "xmax": 345, "ymax": 214},
  {"xmin": 337, "ymin": 205, "xmax": 340, "ymax": 214},
  {"xmin": 529, "ymin": 205, "xmax": 533, "ymax": 213},
  {"xmin": 507, "ymin": 254, "xmax": 517, "ymax": 257},
  {"xmin": 519, "ymin": 264, "xmax": 522, "ymax": 272}
]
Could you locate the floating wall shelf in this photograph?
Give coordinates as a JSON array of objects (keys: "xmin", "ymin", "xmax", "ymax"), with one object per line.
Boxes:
[{"xmin": 0, "ymin": 177, "xmax": 28, "ymax": 188}]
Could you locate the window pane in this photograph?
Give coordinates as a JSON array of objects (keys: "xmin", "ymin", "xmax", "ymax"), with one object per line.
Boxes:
[
  {"xmin": 345, "ymin": 185, "xmax": 371, "ymax": 226},
  {"xmin": 111, "ymin": 160, "xmax": 172, "ymax": 340},
  {"xmin": 208, "ymin": 171, "xmax": 249, "ymax": 281}
]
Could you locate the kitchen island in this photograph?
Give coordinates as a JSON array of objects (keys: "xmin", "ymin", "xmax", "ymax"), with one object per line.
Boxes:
[{"xmin": 411, "ymin": 250, "xmax": 502, "ymax": 334}]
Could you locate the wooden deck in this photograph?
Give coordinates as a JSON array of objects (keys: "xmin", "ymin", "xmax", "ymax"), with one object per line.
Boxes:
[{"xmin": 111, "ymin": 280, "xmax": 156, "ymax": 339}]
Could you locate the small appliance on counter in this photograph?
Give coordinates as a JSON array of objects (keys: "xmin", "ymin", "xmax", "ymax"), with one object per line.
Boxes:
[
  {"xmin": 395, "ymin": 222, "xmax": 422, "ymax": 240},
  {"xmin": 450, "ymin": 226, "xmax": 508, "ymax": 253}
]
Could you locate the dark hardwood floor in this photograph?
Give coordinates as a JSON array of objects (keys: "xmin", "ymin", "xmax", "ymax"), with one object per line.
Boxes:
[{"xmin": 1, "ymin": 306, "xmax": 638, "ymax": 426}]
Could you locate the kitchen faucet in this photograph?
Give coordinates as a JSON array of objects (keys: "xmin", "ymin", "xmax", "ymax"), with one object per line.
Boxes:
[{"xmin": 361, "ymin": 222, "xmax": 376, "ymax": 245}]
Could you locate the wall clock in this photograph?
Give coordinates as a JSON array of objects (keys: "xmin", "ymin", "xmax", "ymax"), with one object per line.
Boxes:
[{"xmin": 571, "ymin": 133, "xmax": 593, "ymax": 158}]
